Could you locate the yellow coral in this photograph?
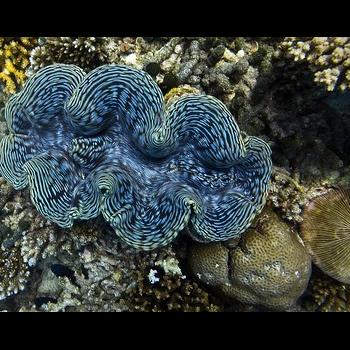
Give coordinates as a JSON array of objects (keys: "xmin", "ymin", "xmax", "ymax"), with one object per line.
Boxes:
[
  {"xmin": 0, "ymin": 37, "xmax": 37, "ymax": 95},
  {"xmin": 164, "ymin": 85, "xmax": 200, "ymax": 106}
]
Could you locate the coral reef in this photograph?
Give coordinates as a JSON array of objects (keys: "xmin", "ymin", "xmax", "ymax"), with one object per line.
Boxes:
[
  {"xmin": 0, "ymin": 63, "xmax": 272, "ymax": 250},
  {"xmin": 26, "ymin": 37, "xmax": 110, "ymax": 76},
  {"xmin": 26, "ymin": 37, "xmax": 170, "ymax": 77},
  {"xmin": 23, "ymin": 36, "xmax": 350, "ymax": 189},
  {"xmin": 164, "ymin": 85, "xmax": 201, "ymax": 106},
  {"xmin": 301, "ymin": 187, "xmax": 350, "ymax": 284},
  {"xmin": 303, "ymin": 272, "xmax": 350, "ymax": 312},
  {"xmin": 229, "ymin": 41, "xmax": 350, "ymax": 186},
  {"xmin": 265, "ymin": 166, "xmax": 346, "ymax": 227},
  {"xmin": 0, "ymin": 199, "xmax": 221, "ymax": 312},
  {"xmin": 0, "ymin": 177, "xmax": 13, "ymax": 210},
  {"xmin": 187, "ymin": 207, "xmax": 312, "ymax": 310},
  {"xmin": 279, "ymin": 37, "xmax": 350, "ymax": 92},
  {"xmin": 0, "ymin": 37, "xmax": 37, "ymax": 95},
  {"xmin": 0, "ymin": 182, "xmax": 55, "ymax": 302},
  {"xmin": 126, "ymin": 252, "xmax": 222, "ymax": 312},
  {"xmin": 141, "ymin": 37, "xmax": 278, "ymax": 105},
  {"xmin": 267, "ymin": 167, "xmax": 307, "ymax": 223},
  {"xmin": 0, "ymin": 243, "xmax": 30, "ymax": 300},
  {"xmin": 1, "ymin": 36, "xmax": 349, "ymax": 311},
  {"xmin": 129, "ymin": 273, "xmax": 221, "ymax": 312},
  {"xmin": 96, "ymin": 37, "xmax": 279, "ymax": 103}
]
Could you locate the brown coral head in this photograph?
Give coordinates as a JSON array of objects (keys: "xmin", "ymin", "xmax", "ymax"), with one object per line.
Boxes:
[
  {"xmin": 301, "ymin": 187, "xmax": 350, "ymax": 284},
  {"xmin": 188, "ymin": 207, "xmax": 311, "ymax": 310}
]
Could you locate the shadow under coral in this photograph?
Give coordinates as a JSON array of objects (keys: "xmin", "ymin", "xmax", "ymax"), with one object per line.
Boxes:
[{"xmin": 232, "ymin": 58, "xmax": 350, "ymax": 185}]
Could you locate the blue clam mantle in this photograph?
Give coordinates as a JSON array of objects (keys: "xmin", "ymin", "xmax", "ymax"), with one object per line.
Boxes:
[{"xmin": 0, "ymin": 64, "xmax": 272, "ymax": 250}]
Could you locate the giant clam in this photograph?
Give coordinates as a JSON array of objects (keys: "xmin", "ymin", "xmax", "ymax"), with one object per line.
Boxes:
[{"xmin": 0, "ymin": 64, "xmax": 272, "ymax": 250}]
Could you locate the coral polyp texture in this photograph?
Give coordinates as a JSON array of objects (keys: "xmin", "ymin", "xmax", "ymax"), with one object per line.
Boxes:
[
  {"xmin": 301, "ymin": 187, "xmax": 350, "ymax": 284},
  {"xmin": 188, "ymin": 207, "xmax": 311, "ymax": 310},
  {"xmin": 0, "ymin": 64, "xmax": 272, "ymax": 250}
]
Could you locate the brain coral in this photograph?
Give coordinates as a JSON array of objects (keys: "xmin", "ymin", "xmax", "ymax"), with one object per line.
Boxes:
[
  {"xmin": 0, "ymin": 64, "xmax": 272, "ymax": 250},
  {"xmin": 188, "ymin": 207, "xmax": 312, "ymax": 310}
]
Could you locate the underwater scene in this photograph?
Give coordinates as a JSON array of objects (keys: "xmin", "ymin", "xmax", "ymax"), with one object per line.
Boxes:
[{"xmin": 0, "ymin": 37, "xmax": 350, "ymax": 312}]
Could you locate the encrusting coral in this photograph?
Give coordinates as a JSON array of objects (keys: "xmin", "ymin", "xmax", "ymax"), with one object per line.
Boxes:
[
  {"xmin": 0, "ymin": 63, "xmax": 272, "ymax": 250},
  {"xmin": 0, "ymin": 37, "xmax": 37, "ymax": 95},
  {"xmin": 164, "ymin": 85, "xmax": 201, "ymax": 106},
  {"xmin": 279, "ymin": 37, "xmax": 350, "ymax": 92},
  {"xmin": 187, "ymin": 206, "xmax": 312, "ymax": 310},
  {"xmin": 301, "ymin": 187, "xmax": 350, "ymax": 284}
]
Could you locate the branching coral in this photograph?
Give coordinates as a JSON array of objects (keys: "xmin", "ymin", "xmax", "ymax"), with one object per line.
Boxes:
[
  {"xmin": 142, "ymin": 37, "xmax": 263, "ymax": 102},
  {"xmin": 0, "ymin": 219, "xmax": 221, "ymax": 312},
  {"xmin": 130, "ymin": 271, "xmax": 221, "ymax": 312},
  {"xmin": 0, "ymin": 243, "xmax": 30, "ymax": 300},
  {"xmin": 0, "ymin": 37, "xmax": 37, "ymax": 95},
  {"xmin": 101, "ymin": 37, "xmax": 278, "ymax": 106},
  {"xmin": 120, "ymin": 247, "xmax": 222, "ymax": 312},
  {"xmin": 0, "ymin": 64, "xmax": 272, "ymax": 250},
  {"xmin": 0, "ymin": 185, "xmax": 56, "ymax": 302},
  {"xmin": 26, "ymin": 37, "xmax": 110, "ymax": 76},
  {"xmin": 280, "ymin": 37, "xmax": 350, "ymax": 92},
  {"xmin": 304, "ymin": 273, "xmax": 350, "ymax": 312},
  {"xmin": 268, "ymin": 167, "xmax": 307, "ymax": 223}
]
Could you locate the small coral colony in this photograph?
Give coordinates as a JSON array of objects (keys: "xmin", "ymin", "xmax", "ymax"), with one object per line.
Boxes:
[{"xmin": 0, "ymin": 37, "xmax": 350, "ymax": 312}]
